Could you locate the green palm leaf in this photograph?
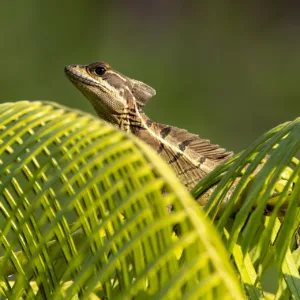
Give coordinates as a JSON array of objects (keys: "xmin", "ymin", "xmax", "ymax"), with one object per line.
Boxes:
[
  {"xmin": 193, "ymin": 117, "xmax": 300, "ymax": 298},
  {"xmin": 0, "ymin": 101, "xmax": 243, "ymax": 299}
]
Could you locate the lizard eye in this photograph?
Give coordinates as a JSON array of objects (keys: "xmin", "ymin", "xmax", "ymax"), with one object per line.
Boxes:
[{"xmin": 94, "ymin": 66, "xmax": 106, "ymax": 76}]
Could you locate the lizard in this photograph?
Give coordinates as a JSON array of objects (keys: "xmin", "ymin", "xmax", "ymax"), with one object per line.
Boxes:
[
  {"xmin": 64, "ymin": 61, "xmax": 295, "ymax": 212},
  {"xmin": 64, "ymin": 62, "xmax": 233, "ymax": 195}
]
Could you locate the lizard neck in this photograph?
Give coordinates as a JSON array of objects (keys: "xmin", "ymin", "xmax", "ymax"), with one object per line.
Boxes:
[{"xmin": 126, "ymin": 107, "xmax": 164, "ymax": 147}]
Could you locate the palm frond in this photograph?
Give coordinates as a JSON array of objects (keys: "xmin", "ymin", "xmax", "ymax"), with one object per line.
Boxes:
[
  {"xmin": 193, "ymin": 117, "xmax": 300, "ymax": 298},
  {"xmin": 0, "ymin": 101, "xmax": 243, "ymax": 299}
]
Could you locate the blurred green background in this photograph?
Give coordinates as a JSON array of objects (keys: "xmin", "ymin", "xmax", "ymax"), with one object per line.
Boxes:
[{"xmin": 1, "ymin": 1, "xmax": 300, "ymax": 153}]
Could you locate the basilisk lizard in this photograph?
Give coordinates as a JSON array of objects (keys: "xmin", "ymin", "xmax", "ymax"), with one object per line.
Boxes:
[
  {"xmin": 64, "ymin": 61, "xmax": 295, "ymax": 211},
  {"xmin": 64, "ymin": 62, "xmax": 233, "ymax": 192}
]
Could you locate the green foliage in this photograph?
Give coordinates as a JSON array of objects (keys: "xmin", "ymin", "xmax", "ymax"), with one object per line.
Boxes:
[
  {"xmin": 0, "ymin": 101, "xmax": 243, "ymax": 299},
  {"xmin": 193, "ymin": 116, "xmax": 300, "ymax": 298},
  {"xmin": 0, "ymin": 101, "xmax": 299, "ymax": 299}
]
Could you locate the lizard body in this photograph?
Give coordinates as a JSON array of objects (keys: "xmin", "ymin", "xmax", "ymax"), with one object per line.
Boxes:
[
  {"xmin": 64, "ymin": 61, "xmax": 299, "ymax": 218},
  {"xmin": 65, "ymin": 62, "xmax": 233, "ymax": 194}
]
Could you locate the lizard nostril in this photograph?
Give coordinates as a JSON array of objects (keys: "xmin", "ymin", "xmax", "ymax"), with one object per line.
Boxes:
[{"xmin": 64, "ymin": 66, "xmax": 72, "ymax": 73}]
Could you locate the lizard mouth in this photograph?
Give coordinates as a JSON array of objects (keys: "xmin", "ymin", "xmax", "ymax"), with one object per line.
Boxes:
[{"xmin": 64, "ymin": 66, "xmax": 100, "ymax": 87}]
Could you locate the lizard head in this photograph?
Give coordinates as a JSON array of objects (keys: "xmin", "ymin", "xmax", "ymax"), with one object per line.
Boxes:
[{"xmin": 64, "ymin": 61, "xmax": 156, "ymax": 125}]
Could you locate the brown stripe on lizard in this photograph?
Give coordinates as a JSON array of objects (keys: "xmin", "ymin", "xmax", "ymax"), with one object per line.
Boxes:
[{"xmin": 64, "ymin": 61, "xmax": 234, "ymax": 204}]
